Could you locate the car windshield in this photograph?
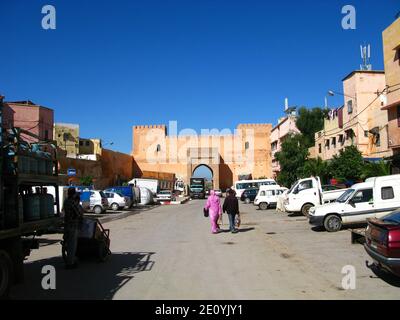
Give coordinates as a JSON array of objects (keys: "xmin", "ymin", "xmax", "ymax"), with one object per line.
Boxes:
[
  {"xmin": 159, "ymin": 191, "xmax": 171, "ymax": 194},
  {"xmin": 336, "ymin": 189, "xmax": 354, "ymax": 203},
  {"xmin": 288, "ymin": 182, "xmax": 297, "ymax": 194},
  {"xmin": 382, "ymin": 211, "xmax": 400, "ymax": 225},
  {"xmin": 100, "ymin": 191, "xmax": 107, "ymax": 198}
]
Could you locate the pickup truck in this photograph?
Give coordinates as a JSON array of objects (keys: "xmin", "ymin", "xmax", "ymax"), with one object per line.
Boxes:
[{"xmin": 284, "ymin": 176, "xmax": 348, "ymax": 216}]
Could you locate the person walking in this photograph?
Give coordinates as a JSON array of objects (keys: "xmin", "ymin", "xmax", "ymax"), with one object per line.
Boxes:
[
  {"xmin": 63, "ymin": 187, "xmax": 83, "ymax": 269},
  {"xmin": 204, "ymin": 190, "xmax": 222, "ymax": 234},
  {"xmin": 223, "ymin": 189, "xmax": 240, "ymax": 233}
]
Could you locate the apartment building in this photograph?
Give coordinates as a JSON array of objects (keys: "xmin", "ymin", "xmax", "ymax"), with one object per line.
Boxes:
[
  {"xmin": 381, "ymin": 17, "xmax": 400, "ymax": 166},
  {"xmin": 314, "ymin": 70, "xmax": 389, "ymax": 161},
  {"xmin": 270, "ymin": 114, "xmax": 300, "ymax": 178}
]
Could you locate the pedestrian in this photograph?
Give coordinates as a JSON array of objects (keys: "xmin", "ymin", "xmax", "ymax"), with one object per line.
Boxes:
[
  {"xmin": 204, "ymin": 190, "xmax": 222, "ymax": 234},
  {"xmin": 223, "ymin": 189, "xmax": 240, "ymax": 233},
  {"xmin": 63, "ymin": 187, "xmax": 83, "ymax": 269}
]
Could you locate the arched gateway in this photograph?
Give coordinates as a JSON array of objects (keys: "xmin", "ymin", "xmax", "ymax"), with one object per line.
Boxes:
[{"xmin": 132, "ymin": 123, "xmax": 273, "ymax": 190}]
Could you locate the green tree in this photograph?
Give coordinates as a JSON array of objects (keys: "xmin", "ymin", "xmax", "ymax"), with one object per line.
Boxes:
[
  {"xmin": 296, "ymin": 107, "xmax": 328, "ymax": 148},
  {"xmin": 79, "ymin": 175, "xmax": 93, "ymax": 186},
  {"xmin": 329, "ymin": 146, "xmax": 364, "ymax": 182},
  {"xmin": 361, "ymin": 161, "xmax": 391, "ymax": 180},
  {"xmin": 300, "ymin": 157, "xmax": 330, "ymax": 183},
  {"xmin": 275, "ymin": 134, "xmax": 309, "ymax": 187}
]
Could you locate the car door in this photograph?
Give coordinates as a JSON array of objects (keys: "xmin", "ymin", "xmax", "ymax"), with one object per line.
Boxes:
[
  {"xmin": 343, "ymin": 188, "xmax": 374, "ymax": 223},
  {"xmin": 293, "ymin": 179, "xmax": 316, "ymax": 206}
]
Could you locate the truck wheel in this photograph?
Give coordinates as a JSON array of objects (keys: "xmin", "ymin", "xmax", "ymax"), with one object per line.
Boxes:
[
  {"xmin": 324, "ymin": 215, "xmax": 342, "ymax": 232},
  {"xmin": 94, "ymin": 206, "xmax": 103, "ymax": 215},
  {"xmin": 111, "ymin": 203, "xmax": 119, "ymax": 211},
  {"xmin": 0, "ymin": 250, "xmax": 13, "ymax": 300},
  {"xmin": 245, "ymin": 198, "xmax": 251, "ymax": 204},
  {"xmin": 301, "ymin": 204, "xmax": 313, "ymax": 217},
  {"xmin": 259, "ymin": 202, "xmax": 269, "ymax": 210}
]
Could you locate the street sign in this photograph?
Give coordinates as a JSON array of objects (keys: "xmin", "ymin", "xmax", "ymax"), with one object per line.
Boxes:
[{"xmin": 67, "ymin": 168, "xmax": 76, "ymax": 176}]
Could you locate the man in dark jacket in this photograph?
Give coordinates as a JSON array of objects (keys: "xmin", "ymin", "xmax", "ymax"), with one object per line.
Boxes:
[
  {"xmin": 63, "ymin": 187, "xmax": 83, "ymax": 269},
  {"xmin": 223, "ymin": 189, "xmax": 240, "ymax": 233}
]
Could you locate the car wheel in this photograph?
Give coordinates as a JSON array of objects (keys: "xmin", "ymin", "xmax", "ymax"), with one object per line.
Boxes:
[
  {"xmin": 0, "ymin": 250, "xmax": 13, "ymax": 300},
  {"xmin": 245, "ymin": 198, "xmax": 251, "ymax": 204},
  {"xmin": 94, "ymin": 206, "xmax": 103, "ymax": 215},
  {"xmin": 111, "ymin": 203, "xmax": 119, "ymax": 211},
  {"xmin": 301, "ymin": 204, "xmax": 313, "ymax": 217},
  {"xmin": 324, "ymin": 215, "xmax": 342, "ymax": 232},
  {"xmin": 259, "ymin": 202, "xmax": 269, "ymax": 210}
]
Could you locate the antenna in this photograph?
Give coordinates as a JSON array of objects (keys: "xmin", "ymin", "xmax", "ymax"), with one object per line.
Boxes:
[
  {"xmin": 360, "ymin": 44, "xmax": 372, "ymax": 70},
  {"xmin": 284, "ymin": 98, "xmax": 289, "ymax": 111}
]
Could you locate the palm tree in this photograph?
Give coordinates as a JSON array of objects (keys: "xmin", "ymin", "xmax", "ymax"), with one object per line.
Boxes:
[
  {"xmin": 361, "ymin": 161, "xmax": 391, "ymax": 180},
  {"xmin": 301, "ymin": 157, "xmax": 329, "ymax": 183}
]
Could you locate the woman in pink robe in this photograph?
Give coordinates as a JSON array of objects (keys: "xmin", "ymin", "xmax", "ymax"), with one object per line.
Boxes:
[{"xmin": 204, "ymin": 190, "xmax": 222, "ymax": 234}]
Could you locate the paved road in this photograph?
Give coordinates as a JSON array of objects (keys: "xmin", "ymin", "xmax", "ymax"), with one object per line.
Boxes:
[{"xmin": 11, "ymin": 200, "xmax": 400, "ymax": 299}]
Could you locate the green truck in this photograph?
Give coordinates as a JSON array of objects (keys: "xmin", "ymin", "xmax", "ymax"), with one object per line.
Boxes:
[{"xmin": 0, "ymin": 95, "xmax": 62, "ymax": 299}]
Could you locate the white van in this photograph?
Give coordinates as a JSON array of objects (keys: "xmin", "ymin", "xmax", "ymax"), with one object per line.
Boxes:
[
  {"xmin": 138, "ymin": 187, "xmax": 154, "ymax": 205},
  {"xmin": 129, "ymin": 178, "xmax": 158, "ymax": 196},
  {"xmin": 284, "ymin": 177, "xmax": 348, "ymax": 216},
  {"xmin": 309, "ymin": 174, "xmax": 400, "ymax": 232},
  {"xmin": 254, "ymin": 185, "xmax": 287, "ymax": 210}
]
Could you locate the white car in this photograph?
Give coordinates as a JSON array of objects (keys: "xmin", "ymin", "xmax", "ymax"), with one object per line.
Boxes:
[
  {"xmin": 156, "ymin": 190, "xmax": 173, "ymax": 202},
  {"xmin": 254, "ymin": 185, "xmax": 287, "ymax": 210},
  {"xmin": 104, "ymin": 191, "xmax": 130, "ymax": 211},
  {"xmin": 309, "ymin": 174, "xmax": 400, "ymax": 232}
]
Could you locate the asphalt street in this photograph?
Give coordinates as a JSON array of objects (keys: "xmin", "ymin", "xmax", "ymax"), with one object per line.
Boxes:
[{"xmin": 10, "ymin": 199, "xmax": 400, "ymax": 300}]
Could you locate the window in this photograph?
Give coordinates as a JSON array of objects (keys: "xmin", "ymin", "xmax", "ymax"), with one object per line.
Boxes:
[
  {"xmin": 58, "ymin": 134, "xmax": 61, "ymax": 138},
  {"xmin": 381, "ymin": 187, "xmax": 394, "ymax": 200},
  {"xmin": 347, "ymin": 100, "xmax": 353, "ymax": 114},
  {"xmin": 296, "ymin": 180, "xmax": 313, "ymax": 193},
  {"xmin": 85, "ymin": 141, "xmax": 90, "ymax": 146},
  {"xmin": 375, "ymin": 133, "xmax": 381, "ymax": 147},
  {"xmin": 44, "ymin": 130, "xmax": 49, "ymax": 140},
  {"xmin": 260, "ymin": 191, "xmax": 266, "ymax": 196},
  {"xmin": 318, "ymin": 144, "xmax": 322, "ymax": 154},
  {"xmin": 245, "ymin": 142, "xmax": 250, "ymax": 150},
  {"xmin": 338, "ymin": 134, "xmax": 344, "ymax": 144},
  {"xmin": 156, "ymin": 144, "xmax": 161, "ymax": 152},
  {"xmin": 79, "ymin": 141, "xmax": 83, "ymax": 146},
  {"xmin": 364, "ymin": 131, "xmax": 369, "ymax": 138},
  {"xmin": 325, "ymin": 139, "xmax": 330, "ymax": 150},
  {"xmin": 332, "ymin": 137, "xmax": 336, "ymax": 148},
  {"xmin": 271, "ymin": 142, "xmax": 278, "ymax": 151},
  {"xmin": 352, "ymin": 189, "xmax": 373, "ymax": 204}
]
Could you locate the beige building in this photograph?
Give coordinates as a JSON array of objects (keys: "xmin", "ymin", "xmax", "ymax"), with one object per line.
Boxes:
[
  {"xmin": 381, "ymin": 17, "xmax": 400, "ymax": 163},
  {"xmin": 132, "ymin": 123, "xmax": 273, "ymax": 190},
  {"xmin": 314, "ymin": 70, "xmax": 389, "ymax": 161},
  {"xmin": 54, "ymin": 123, "xmax": 80, "ymax": 157},
  {"xmin": 79, "ymin": 138, "xmax": 103, "ymax": 156}
]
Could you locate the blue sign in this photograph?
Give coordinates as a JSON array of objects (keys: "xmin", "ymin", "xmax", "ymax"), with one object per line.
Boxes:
[{"xmin": 67, "ymin": 168, "xmax": 76, "ymax": 176}]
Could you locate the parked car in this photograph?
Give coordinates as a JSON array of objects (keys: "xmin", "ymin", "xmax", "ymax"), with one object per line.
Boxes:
[
  {"xmin": 309, "ymin": 174, "xmax": 400, "ymax": 232},
  {"xmin": 284, "ymin": 176, "xmax": 348, "ymax": 216},
  {"xmin": 81, "ymin": 190, "xmax": 109, "ymax": 214},
  {"xmin": 240, "ymin": 188, "xmax": 259, "ymax": 204},
  {"xmin": 156, "ymin": 190, "xmax": 173, "ymax": 202},
  {"xmin": 104, "ymin": 186, "xmax": 134, "ymax": 207},
  {"xmin": 364, "ymin": 210, "xmax": 400, "ymax": 277},
  {"xmin": 254, "ymin": 186, "xmax": 286, "ymax": 210},
  {"xmin": 214, "ymin": 189, "xmax": 223, "ymax": 197},
  {"xmin": 104, "ymin": 191, "xmax": 130, "ymax": 211}
]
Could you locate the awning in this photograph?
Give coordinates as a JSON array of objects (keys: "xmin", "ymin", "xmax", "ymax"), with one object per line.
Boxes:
[{"xmin": 381, "ymin": 99, "xmax": 400, "ymax": 110}]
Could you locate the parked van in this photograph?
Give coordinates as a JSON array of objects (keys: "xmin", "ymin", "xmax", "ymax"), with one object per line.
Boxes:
[
  {"xmin": 309, "ymin": 174, "xmax": 400, "ymax": 232},
  {"xmin": 45, "ymin": 186, "xmax": 90, "ymax": 213},
  {"xmin": 254, "ymin": 185, "xmax": 287, "ymax": 210},
  {"xmin": 104, "ymin": 186, "xmax": 134, "ymax": 207},
  {"xmin": 284, "ymin": 176, "xmax": 348, "ymax": 216},
  {"xmin": 81, "ymin": 190, "xmax": 109, "ymax": 214},
  {"xmin": 129, "ymin": 179, "xmax": 158, "ymax": 196}
]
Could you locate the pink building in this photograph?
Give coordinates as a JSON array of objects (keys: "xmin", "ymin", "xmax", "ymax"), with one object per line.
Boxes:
[
  {"xmin": 271, "ymin": 114, "xmax": 300, "ymax": 178},
  {"xmin": 2, "ymin": 100, "xmax": 54, "ymax": 142}
]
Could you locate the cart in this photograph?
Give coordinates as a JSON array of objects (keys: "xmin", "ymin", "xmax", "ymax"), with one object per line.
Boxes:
[{"xmin": 61, "ymin": 218, "xmax": 111, "ymax": 263}]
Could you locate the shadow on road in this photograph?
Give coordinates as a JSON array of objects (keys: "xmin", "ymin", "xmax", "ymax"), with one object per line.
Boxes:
[
  {"xmin": 238, "ymin": 227, "xmax": 255, "ymax": 233},
  {"xmin": 10, "ymin": 252, "xmax": 155, "ymax": 300}
]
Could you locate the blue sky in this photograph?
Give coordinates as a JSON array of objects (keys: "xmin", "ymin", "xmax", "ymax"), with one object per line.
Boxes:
[{"xmin": 1, "ymin": 0, "xmax": 399, "ymax": 154}]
